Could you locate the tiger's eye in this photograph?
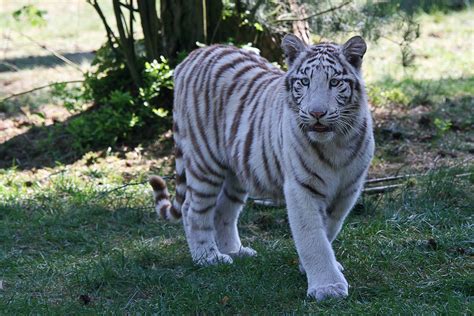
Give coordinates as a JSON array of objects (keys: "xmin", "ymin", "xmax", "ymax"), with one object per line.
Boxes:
[
  {"xmin": 329, "ymin": 78, "xmax": 340, "ymax": 87},
  {"xmin": 301, "ymin": 78, "xmax": 310, "ymax": 86}
]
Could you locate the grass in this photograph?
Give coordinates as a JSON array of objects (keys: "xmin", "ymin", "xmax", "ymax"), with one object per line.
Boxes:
[{"xmin": 0, "ymin": 164, "xmax": 472, "ymax": 313}]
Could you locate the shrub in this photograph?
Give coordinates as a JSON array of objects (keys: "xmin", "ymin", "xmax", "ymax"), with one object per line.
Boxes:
[{"xmin": 54, "ymin": 43, "xmax": 175, "ymax": 151}]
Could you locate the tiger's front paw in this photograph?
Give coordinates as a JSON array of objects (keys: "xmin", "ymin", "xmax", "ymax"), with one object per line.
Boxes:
[
  {"xmin": 307, "ymin": 282, "xmax": 348, "ymax": 302},
  {"xmin": 229, "ymin": 246, "xmax": 257, "ymax": 258},
  {"xmin": 194, "ymin": 252, "xmax": 233, "ymax": 266}
]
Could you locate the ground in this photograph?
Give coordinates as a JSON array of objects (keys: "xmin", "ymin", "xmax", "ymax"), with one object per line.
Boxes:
[{"xmin": 0, "ymin": 2, "xmax": 473, "ymax": 314}]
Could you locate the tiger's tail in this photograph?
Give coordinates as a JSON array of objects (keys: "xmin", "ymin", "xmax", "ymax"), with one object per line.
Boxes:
[{"xmin": 149, "ymin": 175, "xmax": 183, "ymax": 222}]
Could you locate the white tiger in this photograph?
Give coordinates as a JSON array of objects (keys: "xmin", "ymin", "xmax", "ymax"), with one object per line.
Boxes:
[{"xmin": 149, "ymin": 34, "xmax": 374, "ymax": 301}]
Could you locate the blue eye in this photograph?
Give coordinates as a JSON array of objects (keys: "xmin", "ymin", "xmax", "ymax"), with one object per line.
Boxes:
[
  {"xmin": 329, "ymin": 78, "xmax": 340, "ymax": 87},
  {"xmin": 300, "ymin": 78, "xmax": 310, "ymax": 86}
]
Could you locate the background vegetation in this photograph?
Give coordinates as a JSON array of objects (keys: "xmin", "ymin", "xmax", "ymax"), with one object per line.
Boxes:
[{"xmin": 0, "ymin": 0, "xmax": 472, "ymax": 313}]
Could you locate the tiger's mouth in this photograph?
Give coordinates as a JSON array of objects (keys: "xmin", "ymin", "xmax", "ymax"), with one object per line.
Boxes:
[{"xmin": 309, "ymin": 123, "xmax": 331, "ymax": 133}]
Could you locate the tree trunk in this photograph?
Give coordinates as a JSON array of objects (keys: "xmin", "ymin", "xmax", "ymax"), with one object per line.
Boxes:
[
  {"xmin": 160, "ymin": 0, "xmax": 224, "ymax": 62},
  {"xmin": 161, "ymin": 0, "xmax": 204, "ymax": 60},
  {"xmin": 288, "ymin": 0, "xmax": 311, "ymax": 45},
  {"xmin": 137, "ymin": 0, "xmax": 161, "ymax": 61}
]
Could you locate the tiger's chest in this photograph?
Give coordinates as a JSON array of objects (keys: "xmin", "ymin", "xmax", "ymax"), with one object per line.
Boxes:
[{"xmin": 282, "ymin": 133, "xmax": 374, "ymax": 201}]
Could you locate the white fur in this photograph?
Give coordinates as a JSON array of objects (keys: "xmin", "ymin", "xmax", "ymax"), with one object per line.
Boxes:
[{"xmin": 164, "ymin": 37, "xmax": 374, "ymax": 301}]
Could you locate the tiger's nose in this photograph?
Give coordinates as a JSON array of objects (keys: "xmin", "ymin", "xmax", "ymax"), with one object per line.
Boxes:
[{"xmin": 310, "ymin": 111, "xmax": 327, "ymax": 119}]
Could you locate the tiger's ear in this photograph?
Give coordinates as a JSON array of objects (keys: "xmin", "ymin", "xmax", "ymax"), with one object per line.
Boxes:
[
  {"xmin": 342, "ymin": 36, "xmax": 367, "ymax": 69},
  {"xmin": 281, "ymin": 34, "xmax": 306, "ymax": 67}
]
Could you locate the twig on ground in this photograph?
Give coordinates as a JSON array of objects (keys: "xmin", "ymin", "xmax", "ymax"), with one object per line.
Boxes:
[
  {"xmin": 362, "ymin": 184, "xmax": 403, "ymax": 195},
  {"xmin": 365, "ymin": 171, "xmax": 472, "ymax": 185},
  {"xmin": 365, "ymin": 174, "xmax": 422, "ymax": 184},
  {"xmin": 97, "ymin": 180, "xmax": 148, "ymax": 198},
  {"xmin": 38, "ymin": 169, "xmax": 68, "ymax": 183},
  {"xmin": 0, "ymin": 80, "xmax": 84, "ymax": 102}
]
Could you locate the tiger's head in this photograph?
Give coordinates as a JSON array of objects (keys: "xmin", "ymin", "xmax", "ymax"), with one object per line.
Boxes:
[{"xmin": 282, "ymin": 34, "xmax": 367, "ymax": 143}]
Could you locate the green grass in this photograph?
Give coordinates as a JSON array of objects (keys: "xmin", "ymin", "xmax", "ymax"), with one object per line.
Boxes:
[{"xmin": 0, "ymin": 166, "xmax": 472, "ymax": 313}]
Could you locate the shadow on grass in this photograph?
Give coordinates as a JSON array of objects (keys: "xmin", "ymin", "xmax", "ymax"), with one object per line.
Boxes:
[
  {"xmin": 368, "ymin": 76, "xmax": 474, "ymax": 108},
  {"xmin": 0, "ymin": 104, "xmax": 173, "ymax": 170},
  {"xmin": 0, "ymin": 51, "xmax": 95, "ymax": 72}
]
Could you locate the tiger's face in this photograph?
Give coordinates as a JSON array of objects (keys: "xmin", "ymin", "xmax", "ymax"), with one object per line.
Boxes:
[{"xmin": 283, "ymin": 35, "xmax": 367, "ymax": 143}]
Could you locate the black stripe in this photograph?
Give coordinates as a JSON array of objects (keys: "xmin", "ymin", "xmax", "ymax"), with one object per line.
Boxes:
[
  {"xmin": 297, "ymin": 179, "xmax": 326, "ymax": 199},
  {"xmin": 191, "ymin": 224, "xmax": 213, "ymax": 231},
  {"xmin": 187, "ymin": 122, "xmax": 225, "ymax": 177},
  {"xmin": 311, "ymin": 143, "xmax": 336, "ymax": 169},
  {"xmin": 189, "ymin": 187, "xmax": 217, "ymax": 199},
  {"xmin": 261, "ymin": 128, "xmax": 273, "ymax": 185},
  {"xmin": 223, "ymin": 187, "xmax": 245, "ymax": 204},
  {"xmin": 193, "ymin": 204, "xmax": 214, "ymax": 214},
  {"xmin": 174, "ymin": 48, "xmax": 206, "ymax": 78},
  {"xmin": 176, "ymin": 171, "xmax": 186, "ymax": 184},
  {"xmin": 170, "ymin": 205, "xmax": 182, "ymax": 218},
  {"xmin": 202, "ymin": 50, "xmax": 236, "ymax": 169},
  {"xmin": 175, "ymin": 192, "xmax": 185, "ymax": 204},
  {"xmin": 344, "ymin": 118, "xmax": 368, "ymax": 167},
  {"xmin": 295, "ymin": 150, "xmax": 326, "ymax": 184},
  {"xmin": 186, "ymin": 164, "xmax": 222, "ymax": 187},
  {"xmin": 192, "ymin": 70, "xmax": 227, "ymax": 172},
  {"xmin": 228, "ymin": 72, "xmax": 270, "ymax": 144},
  {"xmin": 340, "ymin": 167, "xmax": 367, "ymax": 195},
  {"xmin": 242, "ymin": 110, "xmax": 257, "ymax": 179}
]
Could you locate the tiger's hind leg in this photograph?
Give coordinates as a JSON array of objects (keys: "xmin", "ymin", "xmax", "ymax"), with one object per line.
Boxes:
[
  {"xmin": 185, "ymin": 162, "xmax": 233, "ymax": 265},
  {"xmin": 214, "ymin": 173, "xmax": 257, "ymax": 258}
]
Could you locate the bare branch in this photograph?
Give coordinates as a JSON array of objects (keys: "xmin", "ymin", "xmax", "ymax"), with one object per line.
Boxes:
[
  {"xmin": 1, "ymin": 80, "xmax": 84, "ymax": 103},
  {"xmin": 87, "ymin": 0, "xmax": 120, "ymax": 56},
  {"xmin": 276, "ymin": 0, "xmax": 353, "ymax": 22},
  {"xmin": 11, "ymin": 31, "xmax": 84, "ymax": 73}
]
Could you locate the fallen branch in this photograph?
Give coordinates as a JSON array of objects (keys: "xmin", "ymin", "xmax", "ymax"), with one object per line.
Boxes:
[
  {"xmin": 365, "ymin": 171, "xmax": 472, "ymax": 185},
  {"xmin": 0, "ymin": 80, "xmax": 84, "ymax": 102},
  {"xmin": 276, "ymin": 0, "xmax": 353, "ymax": 22},
  {"xmin": 362, "ymin": 184, "xmax": 403, "ymax": 195},
  {"xmin": 365, "ymin": 174, "xmax": 421, "ymax": 184}
]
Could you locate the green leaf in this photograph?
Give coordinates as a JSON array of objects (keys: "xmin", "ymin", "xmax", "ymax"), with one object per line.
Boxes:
[
  {"xmin": 12, "ymin": 5, "xmax": 47, "ymax": 27},
  {"xmin": 253, "ymin": 22, "xmax": 264, "ymax": 32},
  {"xmin": 152, "ymin": 108, "xmax": 169, "ymax": 118}
]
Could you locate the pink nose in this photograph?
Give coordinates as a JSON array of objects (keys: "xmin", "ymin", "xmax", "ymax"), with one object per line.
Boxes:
[{"xmin": 310, "ymin": 111, "xmax": 327, "ymax": 118}]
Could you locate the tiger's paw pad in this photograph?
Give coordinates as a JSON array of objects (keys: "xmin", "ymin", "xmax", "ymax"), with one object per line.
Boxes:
[
  {"xmin": 307, "ymin": 283, "xmax": 348, "ymax": 302},
  {"xmin": 229, "ymin": 246, "xmax": 257, "ymax": 258},
  {"xmin": 195, "ymin": 253, "xmax": 233, "ymax": 266}
]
